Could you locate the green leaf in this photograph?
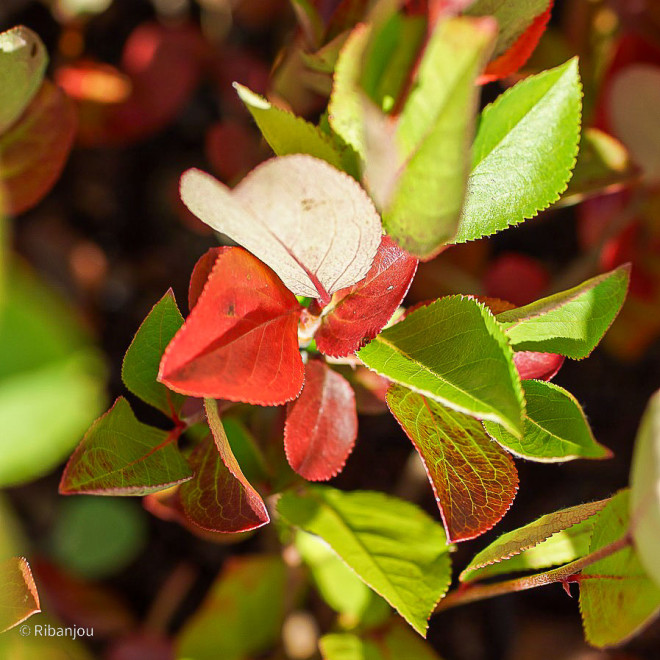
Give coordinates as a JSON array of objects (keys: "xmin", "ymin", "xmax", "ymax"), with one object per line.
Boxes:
[
  {"xmin": 466, "ymin": 0, "xmax": 551, "ymax": 58},
  {"xmin": 176, "ymin": 555, "xmax": 287, "ymax": 660},
  {"xmin": 235, "ymin": 84, "xmax": 345, "ymax": 172},
  {"xmin": 278, "ymin": 486, "xmax": 451, "ymax": 636},
  {"xmin": 289, "ymin": 0, "xmax": 324, "ymax": 46},
  {"xmin": 50, "ymin": 498, "xmax": 146, "ymax": 579},
  {"xmin": 496, "ymin": 265, "xmax": 630, "ymax": 358},
  {"xmin": 453, "ymin": 58, "xmax": 582, "ymax": 243},
  {"xmin": 296, "ymin": 531, "xmax": 390, "ymax": 627},
  {"xmin": 320, "ymin": 621, "xmax": 443, "ymax": 660},
  {"xmin": 387, "ymin": 386, "xmax": 519, "ymax": 542},
  {"xmin": 483, "ymin": 380, "xmax": 610, "ymax": 462},
  {"xmin": 579, "ymin": 490, "xmax": 660, "ymax": 648},
  {"xmin": 59, "ymin": 397, "xmax": 193, "ymax": 495},
  {"xmin": 460, "ymin": 499, "xmax": 609, "ymax": 582},
  {"xmin": 0, "ymin": 26, "xmax": 48, "ymax": 134},
  {"xmin": 630, "ymin": 389, "xmax": 660, "ymax": 588},
  {"xmin": 383, "ymin": 17, "xmax": 495, "ymax": 258},
  {"xmin": 121, "ymin": 289, "xmax": 185, "ymax": 419},
  {"xmin": 358, "ymin": 296, "xmax": 523, "ymax": 436}
]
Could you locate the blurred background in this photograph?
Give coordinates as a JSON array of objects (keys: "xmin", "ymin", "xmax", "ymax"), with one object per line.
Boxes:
[{"xmin": 0, "ymin": 0, "xmax": 659, "ymax": 658}]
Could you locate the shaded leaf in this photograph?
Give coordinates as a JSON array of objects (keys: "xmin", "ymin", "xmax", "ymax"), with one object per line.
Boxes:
[
  {"xmin": 188, "ymin": 247, "xmax": 227, "ymax": 312},
  {"xmin": 388, "ymin": 386, "xmax": 518, "ymax": 542},
  {"xmin": 159, "ymin": 247, "xmax": 304, "ymax": 405},
  {"xmin": 579, "ymin": 490, "xmax": 660, "ymax": 648},
  {"xmin": 176, "ymin": 555, "xmax": 287, "ymax": 660},
  {"xmin": 59, "ymin": 397, "xmax": 192, "ymax": 495},
  {"xmin": 454, "ymin": 59, "xmax": 581, "ymax": 243},
  {"xmin": 235, "ymin": 83, "xmax": 344, "ymax": 170},
  {"xmin": 460, "ymin": 499, "xmax": 609, "ymax": 582},
  {"xmin": 0, "ymin": 557, "xmax": 40, "ymax": 633},
  {"xmin": 630, "ymin": 389, "xmax": 660, "ymax": 587},
  {"xmin": 0, "ymin": 80, "xmax": 77, "ymax": 216},
  {"xmin": 177, "ymin": 400, "xmax": 269, "ymax": 533},
  {"xmin": 285, "ymin": 360, "xmax": 357, "ymax": 481},
  {"xmin": 316, "ymin": 236, "xmax": 418, "ymax": 357},
  {"xmin": 179, "ymin": 156, "xmax": 381, "ymax": 303},
  {"xmin": 358, "ymin": 296, "xmax": 523, "ymax": 436},
  {"xmin": 484, "ymin": 380, "xmax": 610, "ymax": 462},
  {"xmin": 121, "ymin": 290, "xmax": 185, "ymax": 418},
  {"xmin": 496, "ymin": 265, "xmax": 630, "ymax": 358},
  {"xmin": 512, "ymin": 351, "xmax": 564, "ymax": 381},
  {"xmin": 0, "ymin": 26, "xmax": 47, "ymax": 134},
  {"xmin": 278, "ymin": 486, "xmax": 451, "ymax": 636}
]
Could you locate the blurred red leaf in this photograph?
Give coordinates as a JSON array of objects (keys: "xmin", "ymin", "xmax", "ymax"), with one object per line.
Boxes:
[
  {"xmin": 0, "ymin": 81, "xmax": 76, "ymax": 216},
  {"xmin": 205, "ymin": 120, "xmax": 263, "ymax": 182},
  {"xmin": 0, "ymin": 557, "xmax": 40, "ymax": 633},
  {"xmin": 159, "ymin": 247, "xmax": 304, "ymax": 405},
  {"xmin": 284, "ymin": 360, "xmax": 358, "ymax": 480},
  {"xmin": 315, "ymin": 236, "xmax": 418, "ymax": 357},
  {"xmin": 484, "ymin": 253, "xmax": 549, "ymax": 306},
  {"xmin": 106, "ymin": 632, "xmax": 174, "ymax": 660},
  {"xmin": 387, "ymin": 386, "xmax": 518, "ymax": 542},
  {"xmin": 513, "ymin": 351, "xmax": 564, "ymax": 381},
  {"xmin": 477, "ymin": 2, "xmax": 553, "ymax": 84},
  {"xmin": 351, "ymin": 366, "xmax": 390, "ymax": 415}
]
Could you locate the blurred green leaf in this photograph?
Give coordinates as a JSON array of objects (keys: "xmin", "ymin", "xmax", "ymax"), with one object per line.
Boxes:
[
  {"xmin": 496, "ymin": 265, "xmax": 630, "ymax": 359},
  {"xmin": 51, "ymin": 498, "xmax": 146, "ymax": 579},
  {"xmin": 278, "ymin": 486, "xmax": 451, "ymax": 636},
  {"xmin": 121, "ymin": 289, "xmax": 185, "ymax": 418},
  {"xmin": 358, "ymin": 296, "xmax": 523, "ymax": 437},
  {"xmin": 484, "ymin": 380, "xmax": 610, "ymax": 462},
  {"xmin": 454, "ymin": 59, "xmax": 581, "ymax": 243},
  {"xmin": 176, "ymin": 555, "xmax": 287, "ymax": 660}
]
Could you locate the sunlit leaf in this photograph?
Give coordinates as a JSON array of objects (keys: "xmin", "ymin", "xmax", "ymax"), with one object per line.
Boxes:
[
  {"xmin": 460, "ymin": 499, "xmax": 609, "ymax": 582},
  {"xmin": 316, "ymin": 236, "xmax": 418, "ymax": 357},
  {"xmin": 59, "ymin": 397, "xmax": 192, "ymax": 495},
  {"xmin": 484, "ymin": 380, "xmax": 610, "ymax": 462},
  {"xmin": 358, "ymin": 296, "xmax": 523, "ymax": 436},
  {"xmin": 159, "ymin": 247, "xmax": 304, "ymax": 405},
  {"xmin": 453, "ymin": 59, "xmax": 581, "ymax": 243},
  {"xmin": 496, "ymin": 265, "xmax": 630, "ymax": 359},
  {"xmin": 0, "ymin": 557, "xmax": 40, "ymax": 633},
  {"xmin": 579, "ymin": 490, "xmax": 660, "ymax": 648},
  {"xmin": 388, "ymin": 386, "xmax": 518, "ymax": 542},
  {"xmin": 121, "ymin": 289, "xmax": 185, "ymax": 419},
  {"xmin": 179, "ymin": 156, "xmax": 381, "ymax": 303},
  {"xmin": 278, "ymin": 486, "xmax": 451, "ymax": 636}
]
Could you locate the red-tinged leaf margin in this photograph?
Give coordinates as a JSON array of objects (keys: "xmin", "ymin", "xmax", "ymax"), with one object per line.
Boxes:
[
  {"xmin": 0, "ymin": 557, "xmax": 41, "ymax": 633},
  {"xmin": 159, "ymin": 247, "xmax": 304, "ymax": 406},
  {"xmin": 387, "ymin": 385, "xmax": 519, "ymax": 542},
  {"xmin": 315, "ymin": 236, "xmax": 418, "ymax": 357},
  {"xmin": 284, "ymin": 360, "xmax": 358, "ymax": 481},
  {"xmin": 477, "ymin": 1, "xmax": 554, "ymax": 84},
  {"xmin": 187, "ymin": 246, "xmax": 228, "ymax": 312},
  {"xmin": 178, "ymin": 398, "xmax": 269, "ymax": 533},
  {"xmin": 0, "ymin": 80, "xmax": 77, "ymax": 216}
]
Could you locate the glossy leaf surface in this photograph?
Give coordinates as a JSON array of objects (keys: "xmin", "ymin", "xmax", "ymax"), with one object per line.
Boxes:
[
  {"xmin": 358, "ymin": 296, "xmax": 523, "ymax": 436},
  {"xmin": 278, "ymin": 486, "xmax": 451, "ymax": 636},
  {"xmin": 0, "ymin": 557, "xmax": 40, "ymax": 633},
  {"xmin": 159, "ymin": 247, "xmax": 304, "ymax": 405},
  {"xmin": 484, "ymin": 380, "xmax": 610, "ymax": 462},
  {"xmin": 59, "ymin": 397, "xmax": 192, "ymax": 495},
  {"xmin": 388, "ymin": 386, "xmax": 518, "ymax": 542},
  {"xmin": 316, "ymin": 236, "xmax": 418, "ymax": 357},
  {"xmin": 284, "ymin": 361, "xmax": 357, "ymax": 481},
  {"xmin": 454, "ymin": 59, "xmax": 581, "ymax": 243},
  {"xmin": 512, "ymin": 351, "xmax": 564, "ymax": 381}
]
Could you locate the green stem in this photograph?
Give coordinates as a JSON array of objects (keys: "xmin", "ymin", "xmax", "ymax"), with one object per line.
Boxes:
[{"xmin": 435, "ymin": 533, "xmax": 631, "ymax": 614}]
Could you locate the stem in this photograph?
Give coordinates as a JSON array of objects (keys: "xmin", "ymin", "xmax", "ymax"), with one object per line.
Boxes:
[
  {"xmin": 144, "ymin": 562, "xmax": 197, "ymax": 633},
  {"xmin": 435, "ymin": 533, "xmax": 631, "ymax": 614}
]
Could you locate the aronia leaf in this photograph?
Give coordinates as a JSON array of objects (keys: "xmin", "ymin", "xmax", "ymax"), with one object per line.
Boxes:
[
  {"xmin": 179, "ymin": 155, "xmax": 381, "ymax": 303},
  {"xmin": 512, "ymin": 351, "xmax": 564, "ymax": 381},
  {"xmin": 188, "ymin": 247, "xmax": 227, "ymax": 312},
  {"xmin": 59, "ymin": 397, "xmax": 192, "ymax": 496},
  {"xmin": 0, "ymin": 557, "xmax": 40, "ymax": 633},
  {"xmin": 387, "ymin": 385, "xmax": 518, "ymax": 542},
  {"xmin": 159, "ymin": 247, "xmax": 304, "ymax": 406}
]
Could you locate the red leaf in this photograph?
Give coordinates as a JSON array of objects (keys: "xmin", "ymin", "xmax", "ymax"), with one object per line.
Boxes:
[
  {"xmin": 387, "ymin": 385, "xmax": 519, "ymax": 542},
  {"xmin": 513, "ymin": 351, "xmax": 564, "ymax": 381},
  {"xmin": 187, "ymin": 247, "xmax": 228, "ymax": 312},
  {"xmin": 178, "ymin": 400, "xmax": 269, "ymax": 533},
  {"xmin": 484, "ymin": 253, "xmax": 549, "ymax": 306},
  {"xmin": 477, "ymin": 2, "xmax": 554, "ymax": 84},
  {"xmin": 0, "ymin": 81, "xmax": 76, "ymax": 216},
  {"xmin": 284, "ymin": 360, "xmax": 358, "ymax": 481},
  {"xmin": 159, "ymin": 247, "xmax": 304, "ymax": 405},
  {"xmin": 107, "ymin": 633, "xmax": 174, "ymax": 660},
  {"xmin": 315, "ymin": 236, "xmax": 418, "ymax": 357},
  {"xmin": 205, "ymin": 120, "xmax": 263, "ymax": 182}
]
